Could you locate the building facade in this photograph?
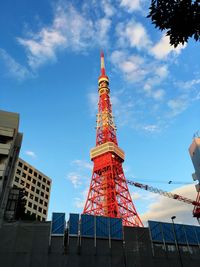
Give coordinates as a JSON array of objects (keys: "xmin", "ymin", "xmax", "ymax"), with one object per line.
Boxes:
[
  {"xmin": 12, "ymin": 158, "xmax": 51, "ymax": 221},
  {"xmin": 0, "ymin": 110, "xmax": 23, "ymax": 226}
]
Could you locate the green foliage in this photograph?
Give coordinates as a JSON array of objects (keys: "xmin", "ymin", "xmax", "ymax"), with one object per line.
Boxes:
[{"xmin": 148, "ymin": 0, "xmax": 200, "ymax": 47}]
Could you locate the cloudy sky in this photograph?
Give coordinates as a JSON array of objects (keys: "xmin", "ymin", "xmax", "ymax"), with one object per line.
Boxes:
[{"xmin": 1, "ymin": 0, "xmax": 200, "ymax": 226}]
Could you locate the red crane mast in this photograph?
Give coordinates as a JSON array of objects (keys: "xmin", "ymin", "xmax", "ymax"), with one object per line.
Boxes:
[{"xmin": 83, "ymin": 52, "xmax": 143, "ymax": 227}]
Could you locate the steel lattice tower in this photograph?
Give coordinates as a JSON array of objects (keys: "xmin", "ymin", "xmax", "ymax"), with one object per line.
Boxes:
[{"xmin": 83, "ymin": 52, "xmax": 143, "ymax": 227}]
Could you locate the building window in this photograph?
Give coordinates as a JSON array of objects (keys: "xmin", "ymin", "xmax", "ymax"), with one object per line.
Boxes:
[
  {"xmin": 43, "ymin": 210, "xmax": 47, "ymax": 215},
  {"xmin": 36, "ymin": 189, "xmax": 40, "ymax": 194},
  {"xmin": 24, "ymin": 165, "xmax": 28, "ymax": 171},
  {"xmin": 25, "ymin": 191, "xmax": 28, "ymax": 196},
  {"xmin": 38, "ymin": 207, "xmax": 42, "ymax": 213},
  {"xmin": 42, "ymin": 185, "xmax": 45, "ymax": 190},
  {"xmin": 18, "ymin": 161, "xmax": 23, "ymax": 167},
  {"xmin": 38, "ymin": 215, "xmax": 41, "ymax": 221},
  {"xmin": 41, "ymin": 192, "xmax": 44, "ymax": 197},
  {"xmin": 32, "ymin": 179, "xmax": 36, "ymax": 184},
  {"xmin": 42, "ymin": 217, "xmax": 45, "ymax": 221},
  {"xmin": 22, "ymin": 172, "xmax": 26, "ymax": 178},
  {"xmin": 47, "ymin": 180, "xmax": 50, "ymax": 186},
  {"xmin": 35, "ymin": 196, "xmax": 38, "ymax": 202},
  {"xmin": 43, "ymin": 178, "xmax": 46, "ymax": 183},
  {"xmin": 29, "ymin": 193, "xmax": 34, "ymax": 199},
  {"xmin": 15, "ymin": 177, "xmax": 19, "ymax": 183},
  {"xmin": 33, "ymin": 204, "xmax": 37, "ymax": 210},
  {"xmin": 27, "ymin": 176, "xmax": 31, "ymax": 181},
  {"xmin": 37, "ymin": 181, "xmax": 41, "ymax": 187},
  {"xmin": 20, "ymin": 180, "xmax": 25, "ymax": 186},
  {"xmin": 16, "ymin": 169, "xmax": 21, "ymax": 175},
  {"xmin": 45, "ymin": 194, "xmax": 48, "ymax": 200},
  {"xmin": 29, "ymin": 169, "xmax": 33, "ymax": 174},
  {"xmin": 28, "ymin": 202, "xmax": 32, "ymax": 208},
  {"xmin": 34, "ymin": 171, "xmax": 37, "ymax": 177},
  {"xmin": 44, "ymin": 202, "xmax": 48, "ymax": 207},
  {"xmin": 26, "ymin": 183, "xmax": 30, "ymax": 189},
  {"xmin": 31, "ymin": 186, "xmax": 35, "ymax": 192},
  {"xmin": 38, "ymin": 175, "xmax": 42, "ymax": 180},
  {"xmin": 46, "ymin": 187, "xmax": 49, "ymax": 192},
  {"xmin": 39, "ymin": 199, "xmax": 43, "ymax": 205}
]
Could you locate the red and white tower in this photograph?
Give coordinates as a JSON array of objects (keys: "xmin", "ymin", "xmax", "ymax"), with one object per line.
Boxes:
[{"xmin": 83, "ymin": 52, "xmax": 143, "ymax": 227}]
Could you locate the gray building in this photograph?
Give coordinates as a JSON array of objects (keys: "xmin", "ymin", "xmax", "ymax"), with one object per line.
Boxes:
[
  {"xmin": 0, "ymin": 110, "xmax": 23, "ymax": 226},
  {"xmin": 12, "ymin": 158, "xmax": 51, "ymax": 221}
]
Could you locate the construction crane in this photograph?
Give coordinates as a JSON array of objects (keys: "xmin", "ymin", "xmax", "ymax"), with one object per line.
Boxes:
[{"xmin": 127, "ymin": 180, "xmax": 200, "ymax": 221}]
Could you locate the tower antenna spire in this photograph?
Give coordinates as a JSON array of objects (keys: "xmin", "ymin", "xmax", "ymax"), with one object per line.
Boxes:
[{"xmin": 100, "ymin": 50, "xmax": 106, "ymax": 76}]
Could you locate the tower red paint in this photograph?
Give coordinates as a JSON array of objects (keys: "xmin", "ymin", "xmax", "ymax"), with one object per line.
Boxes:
[{"xmin": 83, "ymin": 52, "xmax": 143, "ymax": 227}]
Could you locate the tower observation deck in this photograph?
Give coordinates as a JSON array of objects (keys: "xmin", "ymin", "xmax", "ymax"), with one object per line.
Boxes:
[{"xmin": 83, "ymin": 52, "xmax": 143, "ymax": 227}]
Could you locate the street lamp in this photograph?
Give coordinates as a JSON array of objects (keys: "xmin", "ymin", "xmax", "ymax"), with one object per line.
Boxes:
[{"xmin": 171, "ymin": 216, "xmax": 183, "ymax": 267}]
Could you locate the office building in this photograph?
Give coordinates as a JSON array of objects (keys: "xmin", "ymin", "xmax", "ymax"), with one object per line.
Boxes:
[
  {"xmin": 0, "ymin": 110, "xmax": 22, "ymax": 225},
  {"xmin": 12, "ymin": 158, "xmax": 52, "ymax": 221}
]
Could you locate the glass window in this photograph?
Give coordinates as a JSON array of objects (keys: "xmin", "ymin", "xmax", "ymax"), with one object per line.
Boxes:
[
  {"xmin": 47, "ymin": 180, "xmax": 50, "ymax": 186},
  {"xmin": 34, "ymin": 171, "xmax": 37, "ymax": 177},
  {"xmin": 16, "ymin": 169, "xmax": 21, "ymax": 175},
  {"xmin": 46, "ymin": 187, "xmax": 49, "ymax": 192},
  {"xmin": 28, "ymin": 202, "xmax": 32, "ymax": 208},
  {"xmin": 29, "ymin": 169, "xmax": 33, "ymax": 174},
  {"xmin": 29, "ymin": 193, "xmax": 34, "ymax": 199},
  {"xmin": 24, "ymin": 165, "xmax": 28, "ymax": 171},
  {"xmin": 31, "ymin": 186, "xmax": 35, "ymax": 192},
  {"xmin": 45, "ymin": 194, "xmax": 48, "ymax": 199},
  {"xmin": 42, "ymin": 185, "xmax": 45, "ymax": 190},
  {"xmin": 38, "ymin": 175, "xmax": 42, "ymax": 180},
  {"xmin": 36, "ymin": 189, "xmax": 40, "ymax": 194},
  {"xmin": 37, "ymin": 181, "xmax": 41, "ymax": 187},
  {"xmin": 27, "ymin": 176, "xmax": 31, "ymax": 181},
  {"xmin": 44, "ymin": 201, "xmax": 48, "ymax": 207},
  {"xmin": 39, "ymin": 199, "xmax": 43, "ymax": 205},
  {"xmin": 43, "ymin": 210, "xmax": 47, "ymax": 215},
  {"xmin": 18, "ymin": 161, "xmax": 23, "ymax": 167},
  {"xmin": 26, "ymin": 183, "xmax": 30, "ymax": 189},
  {"xmin": 35, "ymin": 196, "xmax": 38, "ymax": 202},
  {"xmin": 32, "ymin": 179, "xmax": 36, "ymax": 184},
  {"xmin": 38, "ymin": 207, "xmax": 42, "ymax": 212},
  {"xmin": 22, "ymin": 173, "xmax": 26, "ymax": 178},
  {"xmin": 33, "ymin": 204, "xmax": 37, "ymax": 210},
  {"xmin": 15, "ymin": 177, "xmax": 19, "ymax": 183},
  {"xmin": 41, "ymin": 192, "xmax": 44, "ymax": 197},
  {"xmin": 43, "ymin": 178, "xmax": 46, "ymax": 183}
]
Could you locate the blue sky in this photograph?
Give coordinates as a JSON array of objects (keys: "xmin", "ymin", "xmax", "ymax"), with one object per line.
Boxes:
[{"xmin": 1, "ymin": 0, "xmax": 200, "ymax": 226}]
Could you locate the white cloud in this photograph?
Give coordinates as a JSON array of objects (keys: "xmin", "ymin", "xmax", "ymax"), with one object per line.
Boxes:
[
  {"xmin": 0, "ymin": 49, "xmax": 30, "ymax": 80},
  {"xmin": 102, "ymin": 0, "xmax": 115, "ymax": 17},
  {"xmin": 67, "ymin": 172, "xmax": 82, "ymax": 188},
  {"xmin": 17, "ymin": 4, "xmax": 95, "ymax": 68},
  {"xmin": 120, "ymin": 0, "xmax": 141, "ymax": 12},
  {"xmin": 116, "ymin": 21, "xmax": 151, "ymax": 50},
  {"xmin": 95, "ymin": 17, "xmax": 111, "ymax": 46},
  {"xmin": 74, "ymin": 188, "xmax": 89, "ymax": 209},
  {"xmin": 167, "ymin": 98, "xmax": 188, "ymax": 117},
  {"xmin": 151, "ymin": 35, "xmax": 186, "ymax": 60},
  {"xmin": 142, "ymin": 124, "xmax": 160, "ymax": 133},
  {"xmin": 72, "ymin": 159, "xmax": 93, "ymax": 170},
  {"xmin": 131, "ymin": 192, "xmax": 141, "ymax": 200},
  {"xmin": 141, "ymin": 184, "xmax": 198, "ymax": 226},
  {"xmin": 25, "ymin": 150, "xmax": 37, "ymax": 158}
]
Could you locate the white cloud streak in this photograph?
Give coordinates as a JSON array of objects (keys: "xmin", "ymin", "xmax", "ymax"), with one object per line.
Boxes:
[
  {"xmin": 0, "ymin": 49, "xmax": 30, "ymax": 80},
  {"xmin": 25, "ymin": 150, "xmax": 37, "ymax": 158},
  {"xmin": 151, "ymin": 35, "xmax": 186, "ymax": 60}
]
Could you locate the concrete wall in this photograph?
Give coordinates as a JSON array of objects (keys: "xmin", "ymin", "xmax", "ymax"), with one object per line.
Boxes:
[{"xmin": 0, "ymin": 221, "xmax": 199, "ymax": 267}]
